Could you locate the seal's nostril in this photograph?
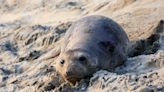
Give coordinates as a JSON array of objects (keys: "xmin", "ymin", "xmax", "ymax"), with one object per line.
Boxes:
[
  {"xmin": 66, "ymin": 71, "xmax": 71, "ymax": 76},
  {"xmin": 66, "ymin": 66, "xmax": 75, "ymax": 76}
]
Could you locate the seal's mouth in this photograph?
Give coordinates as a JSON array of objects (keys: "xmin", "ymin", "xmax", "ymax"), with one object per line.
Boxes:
[
  {"xmin": 66, "ymin": 77, "xmax": 81, "ymax": 85},
  {"xmin": 66, "ymin": 76, "xmax": 81, "ymax": 81}
]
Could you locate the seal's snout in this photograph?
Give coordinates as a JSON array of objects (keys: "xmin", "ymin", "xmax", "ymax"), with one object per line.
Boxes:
[
  {"xmin": 63, "ymin": 64, "xmax": 83, "ymax": 84},
  {"xmin": 65, "ymin": 61, "xmax": 86, "ymax": 77},
  {"xmin": 65, "ymin": 63, "xmax": 80, "ymax": 75}
]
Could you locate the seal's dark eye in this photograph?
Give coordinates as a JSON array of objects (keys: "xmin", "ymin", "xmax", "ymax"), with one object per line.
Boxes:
[
  {"xmin": 60, "ymin": 60, "xmax": 65, "ymax": 65},
  {"xmin": 79, "ymin": 56, "xmax": 86, "ymax": 61}
]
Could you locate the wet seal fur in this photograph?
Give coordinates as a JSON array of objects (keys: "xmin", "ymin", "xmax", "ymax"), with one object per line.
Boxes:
[{"xmin": 56, "ymin": 15, "xmax": 129, "ymax": 85}]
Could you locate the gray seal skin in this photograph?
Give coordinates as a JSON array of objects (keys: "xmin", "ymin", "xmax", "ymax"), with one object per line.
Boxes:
[{"xmin": 56, "ymin": 15, "xmax": 129, "ymax": 85}]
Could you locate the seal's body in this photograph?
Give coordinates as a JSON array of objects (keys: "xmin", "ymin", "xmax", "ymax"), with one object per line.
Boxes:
[{"xmin": 56, "ymin": 15, "xmax": 129, "ymax": 84}]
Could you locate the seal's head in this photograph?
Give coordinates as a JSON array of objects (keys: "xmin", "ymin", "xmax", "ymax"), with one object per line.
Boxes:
[{"xmin": 56, "ymin": 49, "xmax": 98, "ymax": 85}]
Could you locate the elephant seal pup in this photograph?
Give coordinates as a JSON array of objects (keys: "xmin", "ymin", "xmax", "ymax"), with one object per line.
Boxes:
[{"xmin": 56, "ymin": 15, "xmax": 129, "ymax": 85}]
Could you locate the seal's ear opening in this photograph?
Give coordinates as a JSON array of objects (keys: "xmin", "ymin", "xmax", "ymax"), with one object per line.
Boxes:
[{"xmin": 98, "ymin": 41, "xmax": 115, "ymax": 53}]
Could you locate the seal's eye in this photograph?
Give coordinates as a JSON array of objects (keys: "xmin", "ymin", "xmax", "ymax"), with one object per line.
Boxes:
[
  {"xmin": 79, "ymin": 56, "xmax": 86, "ymax": 61},
  {"xmin": 60, "ymin": 60, "xmax": 65, "ymax": 65}
]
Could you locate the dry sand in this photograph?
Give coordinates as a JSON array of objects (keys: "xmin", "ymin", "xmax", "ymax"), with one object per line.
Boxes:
[{"xmin": 0, "ymin": 0, "xmax": 164, "ymax": 92}]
